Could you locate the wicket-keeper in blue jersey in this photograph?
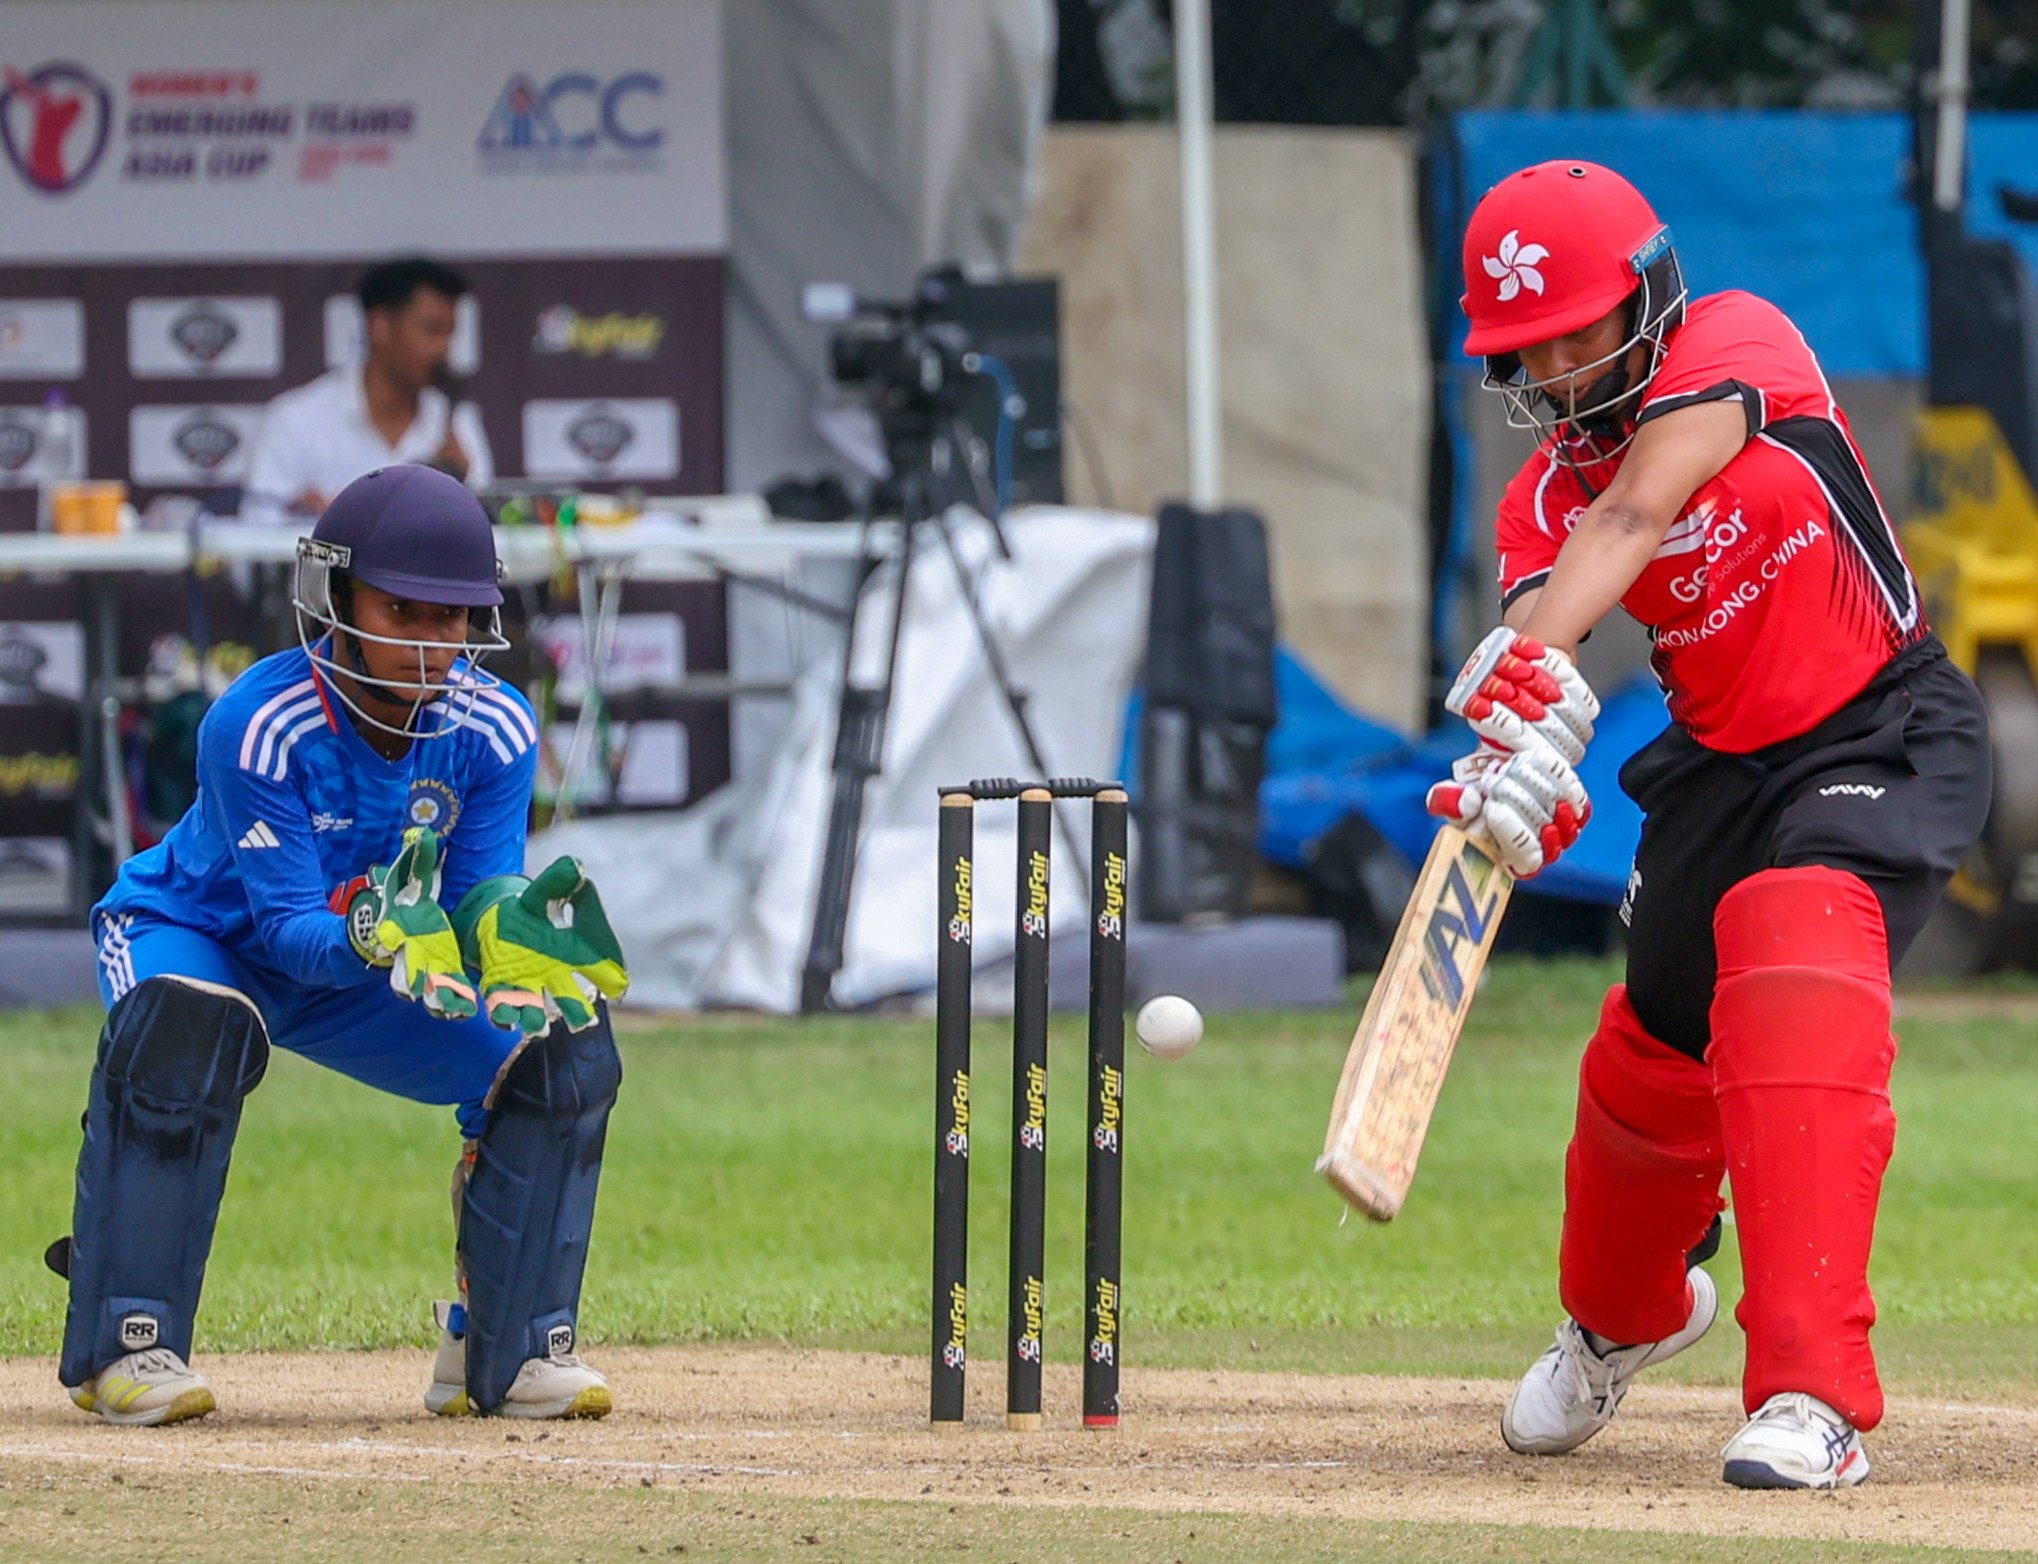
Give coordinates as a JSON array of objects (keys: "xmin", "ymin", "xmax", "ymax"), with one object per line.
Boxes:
[{"xmin": 59, "ymin": 464, "xmax": 630, "ymax": 1427}]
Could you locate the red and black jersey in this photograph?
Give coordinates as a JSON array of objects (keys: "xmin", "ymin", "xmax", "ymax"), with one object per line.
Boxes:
[{"xmin": 1494, "ymin": 291, "xmax": 1927, "ymax": 753}]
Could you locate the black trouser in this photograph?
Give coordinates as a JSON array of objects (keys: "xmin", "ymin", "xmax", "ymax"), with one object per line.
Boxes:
[{"xmin": 1618, "ymin": 641, "xmax": 1992, "ymax": 1062}]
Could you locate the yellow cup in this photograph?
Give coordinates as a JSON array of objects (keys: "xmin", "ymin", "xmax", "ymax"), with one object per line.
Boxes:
[{"xmin": 50, "ymin": 481, "xmax": 128, "ymax": 535}]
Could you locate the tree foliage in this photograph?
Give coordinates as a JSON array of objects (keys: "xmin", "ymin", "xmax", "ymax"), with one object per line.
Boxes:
[{"xmin": 1052, "ymin": 0, "xmax": 2038, "ymax": 124}]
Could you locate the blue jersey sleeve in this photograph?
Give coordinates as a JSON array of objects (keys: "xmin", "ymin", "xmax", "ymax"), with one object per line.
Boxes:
[
  {"xmin": 199, "ymin": 728, "xmax": 366, "ymax": 988},
  {"xmin": 440, "ymin": 690, "xmax": 540, "ymax": 911}
]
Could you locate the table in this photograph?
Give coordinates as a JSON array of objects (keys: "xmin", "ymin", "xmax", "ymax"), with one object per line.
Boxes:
[{"xmin": 0, "ymin": 501, "xmax": 891, "ymax": 902}]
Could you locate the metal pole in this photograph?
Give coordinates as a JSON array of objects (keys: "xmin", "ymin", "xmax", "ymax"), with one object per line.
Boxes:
[
  {"xmin": 1933, "ymin": 0, "xmax": 1971, "ymax": 213},
  {"xmin": 1174, "ymin": 0, "xmax": 1223, "ymax": 508}
]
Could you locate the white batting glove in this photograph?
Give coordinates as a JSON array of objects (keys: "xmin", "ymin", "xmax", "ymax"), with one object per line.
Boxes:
[
  {"xmin": 1423, "ymin": 740, "xmax": 1508, "ymax": 828},
  {"xmin": 1477, "ymin": 748, "xmax": 1592, "ymax": 877},
  {"xmin": 1446, "ymin": 627, "xmax": 1599, "ymax": 774}
]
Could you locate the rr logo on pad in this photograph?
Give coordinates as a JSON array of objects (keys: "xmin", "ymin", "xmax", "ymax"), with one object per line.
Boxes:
[{"xmin": 119, "ymin": 1313, "xmax": 159, "ymax": 1350}]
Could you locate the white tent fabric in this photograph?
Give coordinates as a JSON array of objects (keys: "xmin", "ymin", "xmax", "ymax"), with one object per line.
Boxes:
[
  {"xmin": 724, "ymin": 0, "xmax": 1057, "ymax": 492},
  {"xmin": 531, "ymin": 505, "xmax": 1153, "ymax": 1011}
]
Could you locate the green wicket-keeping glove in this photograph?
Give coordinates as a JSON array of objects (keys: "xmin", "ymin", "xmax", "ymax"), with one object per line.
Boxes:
[
  {"xmin": 452, "ymin": 855, "xmax": 629, "ymax": 1038},
  {"xmin": 343, "ymin": 828, "xmax": 478, "ymax": 1021}
]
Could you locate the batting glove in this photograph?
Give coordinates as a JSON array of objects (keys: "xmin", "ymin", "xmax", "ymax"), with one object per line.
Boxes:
[
  {"xmin": 453, "ymin": 856, "xmax": 630, "ymax": 1038},
  {"xmin": 339, "ymin": 828, "xmax": 478, "ymax": 1020},
  {"xmin": 1447, "ymin": 626, "xmax": 1599, "ymax": 775}
]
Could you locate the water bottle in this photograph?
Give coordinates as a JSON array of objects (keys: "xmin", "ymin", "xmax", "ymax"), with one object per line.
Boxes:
[{"xmin": 37, "ymin": 388, "xmax": 75, "ymax": 531}]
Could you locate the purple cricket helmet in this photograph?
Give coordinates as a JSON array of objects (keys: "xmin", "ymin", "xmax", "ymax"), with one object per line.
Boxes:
[
  {"xmin": 292, "ymin": 464, "xmax": 511, "ymax": 739},
  {"xmin": 310, "ymin": 464, "xmax": 503, "ymax": 606}
]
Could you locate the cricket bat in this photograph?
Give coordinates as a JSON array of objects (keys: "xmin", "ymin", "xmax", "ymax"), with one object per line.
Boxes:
[{"xmin": 1318, "ymin": 823, "xmax": 1514, "ymax": 1221}]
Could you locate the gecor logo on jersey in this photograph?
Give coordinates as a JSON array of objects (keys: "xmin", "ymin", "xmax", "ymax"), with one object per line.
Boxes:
[
  {"xmin": 1482, "ymin": 229, "xmax": 1548, "ymax": 302},
  {"xmin": 0, "ymin": 62, "xmax": 113, "ymax": 195},
  {"xmin": 1665, "ymin": 501, "xmax": 1749, "ymax": 605}
]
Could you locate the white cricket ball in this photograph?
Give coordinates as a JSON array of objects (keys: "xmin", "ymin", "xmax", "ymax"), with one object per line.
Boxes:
[{"xmin": 1135, "ymin": 995, "xmax": 1203, "ymax": 1060}]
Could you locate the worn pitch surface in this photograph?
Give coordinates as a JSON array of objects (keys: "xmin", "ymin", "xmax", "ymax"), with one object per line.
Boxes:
[{"xmin": 2, "ymin": 1346, "xmax": 2034, "ymax": 1555}]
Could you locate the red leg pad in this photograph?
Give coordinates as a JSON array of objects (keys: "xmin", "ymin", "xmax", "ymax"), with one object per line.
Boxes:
[
  {"xmin": 1559, "ymin": 985, "xmax": 1724, "ymax": 1345},
  {"xmin": 1711, "ymin": 867, "xmax": 1896, "ymax": 1431}
]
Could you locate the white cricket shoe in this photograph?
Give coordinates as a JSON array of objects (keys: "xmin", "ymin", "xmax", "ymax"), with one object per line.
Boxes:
[
  {"xmin": 69, "ymin": 1348, "xmax": 216, "ymax": 1427},
  {"xmin": 1721, "ymin": 1392, "xmax": 1869, "ymax": 1489},
  {"xmin": 1502, "ymin": 1266, "xmax": 1718, "ymax": 1455},
  {"xmin": 424, "ymin": 1303, "xmax": 612, "ymax": 1420}
]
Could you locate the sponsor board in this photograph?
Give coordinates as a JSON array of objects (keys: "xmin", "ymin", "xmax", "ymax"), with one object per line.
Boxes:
[
  {"xmin": 0, "ymin": 622, "xmax": 85, "ymax": 703},
  {"xmin": 532, "ymin": 304, "xmax": 665, "ymax": 360},
  {"xmin": 128, "ymin": 403, "xmax": 261, "ymax": 484},
  {"xmin": 0, "ymin": 405, "xmax": 87, "ymax": 486},
  {"xmin": 0, "ymin": 299, "xmax": 85, "ymax": 378},
  {"xmin": 0, "ymin": 4, "xmax": 723, "ymax": 258},
  {"xmin": 0, "ymin": 60, "xmax": 114, "ymax": 194},
  {"xmin": 0, "ymin": 836, "xmax": 70, "ymax": 916},
  {"xmin": 477, "ymin": 70, "xmax": 664, "ymax": 174},
  {"xmin": 128, "ymin": 296, "xmax": 282, "ymax": 377},
  {"xmin": 522, "ymin": 397, "xmax": 679, "ymax": 481}
]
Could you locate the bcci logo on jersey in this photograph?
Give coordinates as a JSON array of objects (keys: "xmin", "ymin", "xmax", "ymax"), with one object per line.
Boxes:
[{"xmin": 408, "ymin": 778, "xmax": 461, "ymax": 832}]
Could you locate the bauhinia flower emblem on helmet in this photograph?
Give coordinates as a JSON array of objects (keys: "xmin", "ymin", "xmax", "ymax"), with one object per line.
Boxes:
[{"xmin": 1482, "ymin": 230, "xmax": 1549, "ymax": 302}]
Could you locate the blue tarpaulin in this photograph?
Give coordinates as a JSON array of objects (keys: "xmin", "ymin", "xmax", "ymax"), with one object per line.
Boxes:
[{"xmin": 1444, "ymin": 110, "xmax": 2038, "ymax": 380}]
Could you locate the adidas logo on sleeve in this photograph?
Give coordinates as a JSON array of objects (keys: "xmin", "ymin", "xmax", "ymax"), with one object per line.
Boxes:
[{"xmin": 236, "ymin": 821, "xmax": 282, "ymax": 850}]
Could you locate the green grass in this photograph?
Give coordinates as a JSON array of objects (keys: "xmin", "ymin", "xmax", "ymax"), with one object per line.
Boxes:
[{"xmin": 4, "ymin": 959, "xmax": 2036, "ymax": 1391}]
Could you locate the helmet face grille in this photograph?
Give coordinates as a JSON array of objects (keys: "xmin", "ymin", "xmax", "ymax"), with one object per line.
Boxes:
[
  {"xmin": 291, "ymin": 537, "xmax": 512, "ymax": 742},
  {"xmin": 1480, "ymin": 239, "xmax": 1688, "ymax": 470}
]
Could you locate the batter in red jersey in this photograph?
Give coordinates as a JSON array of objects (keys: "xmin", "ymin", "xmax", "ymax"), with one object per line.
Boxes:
[{"xmin": 1429, "ymin": 161, "xmax": 1991, "ymax": 1489}]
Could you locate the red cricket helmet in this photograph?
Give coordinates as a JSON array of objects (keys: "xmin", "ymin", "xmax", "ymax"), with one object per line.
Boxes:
[
  {"xmin": 1461, "ymin": 160, "xmax": 1687, "ymax": 450},
  {"xmin": 1461, "ymin": 160, "xmax": 1674, "ymax": 355}
]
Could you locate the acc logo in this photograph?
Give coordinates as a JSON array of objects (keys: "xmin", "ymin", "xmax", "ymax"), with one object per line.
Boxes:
[
  {"xmin": 568, "ymin": 406, "xmax": 635, "ymax": 466},
  {"xmin": 0, "ymin": 415, "xmax": 37, "ymax": 473},
  {"xmin": 170, "ymin": 302, "xmax": 239, "ymax": 367},
  {"xmin": 477, "ymin": 72, "xmax": 663, "ymax": 158},
  {"xmin": 0, "ymin": 62, "xmax": 114, "ymax": 195},
  {"xmin": 407, "ymin": 778, "xmax": 462, "ymax": 832},
  {"xmin": 174, "ymin": 412, "xmax": 241, "ymax": 471}
]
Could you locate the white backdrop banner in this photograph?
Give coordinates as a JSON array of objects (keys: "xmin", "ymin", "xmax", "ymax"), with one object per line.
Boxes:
[
  {"xmin": 530, "ymin": 506, "xmax": 1157, "ymax": 1013},
  {"xmin": 0, "ymin": 0, "xmax": 724, "ymax": 258}
]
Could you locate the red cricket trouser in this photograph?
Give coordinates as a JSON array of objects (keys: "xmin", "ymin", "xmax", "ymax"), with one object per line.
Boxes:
[{"xmin": 1709, "ymin": 866, "xmax": 1895, "ymax": 1430}]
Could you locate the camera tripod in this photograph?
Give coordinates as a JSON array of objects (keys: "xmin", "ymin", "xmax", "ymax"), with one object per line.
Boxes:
[{"xmin": 798, "ymin": 410, "xmax": 1076, "ymax": 1014}]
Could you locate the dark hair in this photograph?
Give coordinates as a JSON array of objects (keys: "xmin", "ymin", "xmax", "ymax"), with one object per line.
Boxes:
[{"xmin": 357, "ymin": 256, "xmax": 469, "ymax": 316}]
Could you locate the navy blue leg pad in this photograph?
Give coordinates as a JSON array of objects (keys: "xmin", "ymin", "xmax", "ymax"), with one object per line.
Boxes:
[
  {"xmin": 60, "ymin": 978, "xmax": 269, "ymax": 1387},
  {"xmin": 460, "ymin": 1013, "xmax": 621, "ymax": 1413}
]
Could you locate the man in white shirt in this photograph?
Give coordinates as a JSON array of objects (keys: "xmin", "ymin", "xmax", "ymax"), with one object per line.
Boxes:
[{"xmin": 245, "ymin": 257, "xmax": 494, "ymax": 523}]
